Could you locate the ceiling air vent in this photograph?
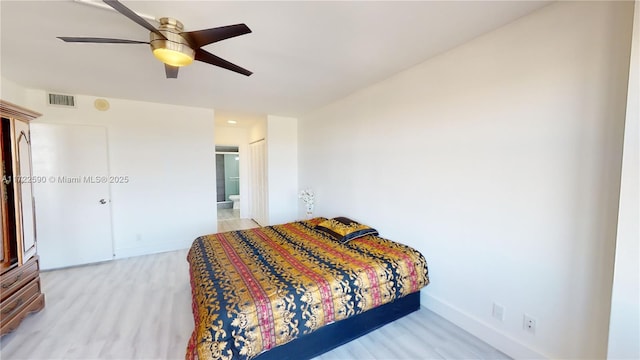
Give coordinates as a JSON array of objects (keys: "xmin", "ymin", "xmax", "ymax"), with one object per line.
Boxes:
[{"xmin": 48, "ymin": 93, "xmax": 76, "ymax": 107}]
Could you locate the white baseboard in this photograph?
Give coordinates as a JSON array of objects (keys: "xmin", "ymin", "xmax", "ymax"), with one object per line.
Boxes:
[
  {"xmin": 115, "ymin": 240, "xmax": 191, "ymax": 260},
  {"xmin": 421, "ymin": 292, "xmax": 548, "ymax": 359}
]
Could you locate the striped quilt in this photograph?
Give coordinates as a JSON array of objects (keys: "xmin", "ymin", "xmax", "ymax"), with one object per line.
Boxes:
[{"xmin": 186, "ymin": 218, "xmax": 429, "ymax": 360}]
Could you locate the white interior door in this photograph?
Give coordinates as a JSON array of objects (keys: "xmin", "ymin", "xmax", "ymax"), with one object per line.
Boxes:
[
  {"xmin": 249, "ymin": 140, "xmax": 268, "ymax": 226},
  {"xmin": 30, "ymin": 124, "xmax": 113, "ymax": 269}
]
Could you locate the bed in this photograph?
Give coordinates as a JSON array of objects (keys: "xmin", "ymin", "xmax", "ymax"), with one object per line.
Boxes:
[{"xmin": 186, "ymin": 217, "xmax": 429, "ymax": 360}]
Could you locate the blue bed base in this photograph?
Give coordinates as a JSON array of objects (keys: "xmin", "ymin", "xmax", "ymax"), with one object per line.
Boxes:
[{"xmin": 254, "ymin": 291, "xmax": 421, "ymax": 360}]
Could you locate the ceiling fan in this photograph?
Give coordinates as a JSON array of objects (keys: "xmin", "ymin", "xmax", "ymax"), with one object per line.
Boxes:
[{"xmin": 58, "ymin": 0, "xmax": 252, "ymax": 79}]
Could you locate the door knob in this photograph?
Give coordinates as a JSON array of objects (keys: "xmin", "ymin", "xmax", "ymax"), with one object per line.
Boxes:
[{"xmin": 99, "ymin": 199, "xmax": 107, "ymax": 204}]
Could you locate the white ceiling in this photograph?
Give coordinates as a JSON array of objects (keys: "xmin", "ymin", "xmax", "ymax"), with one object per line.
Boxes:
[{"xmin": 0, "ymin": 0, "xmax": 550, "ymax": 117}]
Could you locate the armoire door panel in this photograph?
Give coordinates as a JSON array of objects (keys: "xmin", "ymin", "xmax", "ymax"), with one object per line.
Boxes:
[
  {"xmin": 14, "ymin": 120, "xmax": 36, "ymax": 263},
  {"xmin": 0, "ymin": 99, "xmax": 44, "ymax": 336}
]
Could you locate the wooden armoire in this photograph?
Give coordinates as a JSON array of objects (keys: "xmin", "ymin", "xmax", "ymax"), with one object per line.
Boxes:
[{"xmin": 0, "ymin": 100, "xmax": 45, "ymax": 335}]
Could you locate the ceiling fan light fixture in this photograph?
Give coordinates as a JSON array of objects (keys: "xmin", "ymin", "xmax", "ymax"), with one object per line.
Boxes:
[
  {"xmin": 58, "ymin": 3, "xmax": 253, "ymax": 78},
  {"xmin": 150, "ymin": 17, "xmax": 194, "ymax": 67},
  {"xmin": 152, "ymin": 46, "xmax": 194, "ymax": 67}
]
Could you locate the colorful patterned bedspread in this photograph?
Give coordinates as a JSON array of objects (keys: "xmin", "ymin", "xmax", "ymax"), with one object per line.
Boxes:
[{"xmin": 186, "ymin": 218, "xmax": 429, "ymax": 360}]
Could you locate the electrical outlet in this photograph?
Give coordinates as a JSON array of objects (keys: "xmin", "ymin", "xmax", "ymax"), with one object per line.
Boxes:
[
  {"xmin": 492, "ymin": 303, "xmax": 505, "ymax": 322},
  {"xmin": 523, "ymin": 314, "xmax": 536, "ymax": 333}
]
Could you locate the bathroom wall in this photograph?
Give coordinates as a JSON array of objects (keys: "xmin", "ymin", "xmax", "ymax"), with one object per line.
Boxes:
[
  {"xmin": 223, "ymin": 154, "xmax": 240, "ymax": 200},
  {"xmin": 215, "ymin": 154, "xmax": 226, "ymax": 202},
  {"xmin": 214, "ymin": 153, "xmax": 240, "ymax": 203}
]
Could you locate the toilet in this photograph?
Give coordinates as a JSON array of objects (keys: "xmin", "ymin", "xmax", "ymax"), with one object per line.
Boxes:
[{"xmin": 228, "ymin": 195, "xmax": 240, "ymax": 210}]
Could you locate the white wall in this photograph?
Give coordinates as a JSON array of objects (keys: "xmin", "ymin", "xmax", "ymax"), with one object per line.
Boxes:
[
  {"xmin": 215, "ymin": 116, "xmax": 296, "ymax": 225},
  {"xmin": 250, "ymin": 119, "xmax": 267, "ymax": 143},
  {"xmin": 267, "ymin": 115, "xmax": 298, "ymax": 225},
  {"xmin": 22, "ymin": 90, "xmax": 216, "ymax": 259},
  {"xmin": 1, "ymin": 77, "xmax": 28, "ymax": 105},
  {"xmin": 608, "ymin": 2, "xmax": 640, "ymax": 359},
  {"xmin": 298, "ymin": 2, "xmax": 634, "ymax": 359},
  {"xmin": 215, "ymin": 126, "xmax": 250, "ymax": 218}
]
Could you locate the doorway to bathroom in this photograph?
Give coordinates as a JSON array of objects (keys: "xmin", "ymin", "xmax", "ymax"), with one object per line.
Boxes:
[{"xmin": 216, "ymin": 145, "xmax": 240, "ymax": 221}]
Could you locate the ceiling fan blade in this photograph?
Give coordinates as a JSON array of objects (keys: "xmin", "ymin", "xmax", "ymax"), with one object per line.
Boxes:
[
  {"xmin": 194, "ymin": 49, "xmax": 252, "ymax": 77},
  {"xmin": 165, "ymin": 64, "xmax": 179, "ymax": 79},
  {"xmin": 181, "ymin": 24, "xmax": 251, "ymax": 48},
  {"xmin": 57, "ymin": 37, "xmax": 148, "ymax": 44},
  {"xmin": 103, "ymin": 0, "xmax": 166, "ymax": 40}
]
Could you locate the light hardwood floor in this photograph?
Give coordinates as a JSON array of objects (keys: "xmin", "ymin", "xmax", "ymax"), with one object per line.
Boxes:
[
  {"xmin": 217, "ymin": 209, "xmax": 260, "ymax": 233},
  {"xmin": 1, "ymin": 220, "xmax": 509, "ymax": 360}
]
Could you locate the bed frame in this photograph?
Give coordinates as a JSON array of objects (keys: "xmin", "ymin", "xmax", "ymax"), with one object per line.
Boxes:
[{"xmin": 254, "ymin": 291, "xmax": 421, "ymax": 360}]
